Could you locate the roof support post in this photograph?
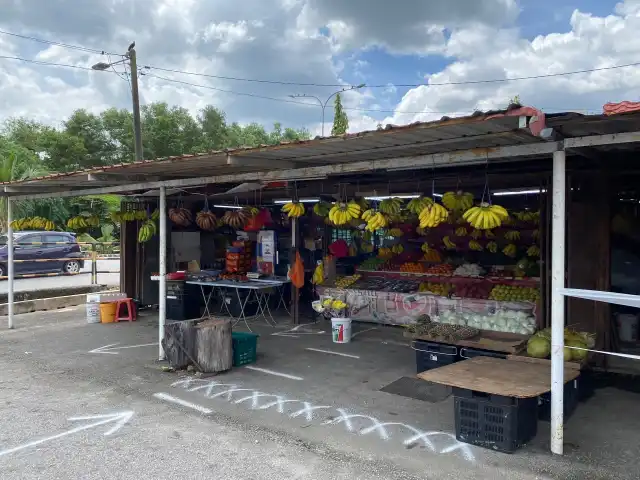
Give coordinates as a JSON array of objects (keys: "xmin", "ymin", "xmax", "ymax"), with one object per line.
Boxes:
[
  {"xmin": 551, "ymin": 148, "xmax": 566, "ymax": 455},
  {"xmin": 7, "ymin": 198, "xmax": 14, "ymax": 329},
  {"xmin": 158, "ymin": 186, "xmax": 167, "ymax": 361}
]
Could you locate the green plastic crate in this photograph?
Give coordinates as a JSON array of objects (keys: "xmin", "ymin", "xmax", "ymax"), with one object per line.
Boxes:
[{"xmin": 232, "ymin": 332, "xmax": 259, "ymax": 366}]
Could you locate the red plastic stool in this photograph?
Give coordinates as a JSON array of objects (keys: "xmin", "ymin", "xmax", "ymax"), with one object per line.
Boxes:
[{"xmin": 114, "ymin": 298, "xmax": 136, "ymax": 322}]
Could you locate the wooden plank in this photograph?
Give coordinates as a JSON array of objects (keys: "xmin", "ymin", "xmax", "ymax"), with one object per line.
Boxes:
[{"xmin": 417, "ymin": 356, "xmax": 580, "ymax": 398}]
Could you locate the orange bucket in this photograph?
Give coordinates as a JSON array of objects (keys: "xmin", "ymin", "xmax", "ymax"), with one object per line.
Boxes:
[{"xmin": 100, "ymin": 302, "xmax": 118, "ymax": 323}]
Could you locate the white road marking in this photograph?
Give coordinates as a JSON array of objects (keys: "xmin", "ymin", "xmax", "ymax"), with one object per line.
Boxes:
[
  {"xmin": 89, "ymin": 342, "xmax": 156, "ymax": 354},
  {"xmin": 0, "ymin": 411, "xmax": 134, "ymax": 457},
  {"xmin": 244, "ymin": 366, "xmax": 303, "ymax": 381},
  {"xmin": 305, "ymin": 347, "xmax": 360, "ymax": 359},
  {"xmin": 153, "ymin": 392, "xmax": 213, "ymax": 414}
]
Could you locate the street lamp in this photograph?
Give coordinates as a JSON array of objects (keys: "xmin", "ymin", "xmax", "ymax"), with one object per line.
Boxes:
[
  {"xmin": 290, "ymin": 83, "xmax": 366, "ymax": 137},
  {"xmin": 91, "ymin": 42, "xmax": 143, "ymax": 162}
]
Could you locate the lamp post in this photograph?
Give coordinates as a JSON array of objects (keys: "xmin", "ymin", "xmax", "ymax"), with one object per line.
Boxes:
[
  {"xmin": 290, "ymin": 84, "xmax": 365, "ymax": 137},
  {"xmin": 92, "ymin": 42, "xmax": 143, "ymax": 162}
]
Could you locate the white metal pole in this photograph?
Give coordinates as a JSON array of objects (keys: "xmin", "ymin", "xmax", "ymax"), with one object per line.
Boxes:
[
  {"xmin": 550, "ymin": 149, "xmax": 566, "ymax": 455},
  {"xmin": 158, "ymin": 186, "xmax": 167, "ymax": 361},
  {"xmin": 7, "ymin": 199, "xmax": 14, "ymax": 329}
]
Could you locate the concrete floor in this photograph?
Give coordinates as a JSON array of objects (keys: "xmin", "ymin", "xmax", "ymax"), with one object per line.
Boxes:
[{"xmin": 0, "ymin": 307, "xmax": 637, "ymax": 479}]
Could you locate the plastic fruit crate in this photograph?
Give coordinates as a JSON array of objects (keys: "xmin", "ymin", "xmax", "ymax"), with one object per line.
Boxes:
[
  {"xmin": 538, "ymin": 377, "xmax": 580, "ymax": 422},
  {"xmin": 453, "ymin": 387, "xmax": 538, "ymax": 453},
  {"xmin": 232, "ymin": 332, "xmax": 259, "ymax": 366},
  {"xmin": 412, "ymin": 340, "xmax": 458, "ymax": 373}
]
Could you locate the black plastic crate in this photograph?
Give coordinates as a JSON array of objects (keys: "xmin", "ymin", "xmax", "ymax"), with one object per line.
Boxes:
[
  {"xmin": 538, "ymin": 377, "xmax": 580, "ymax": 422},
  {"xmin": 459, "ymin": 347, "xmax": 507, "ymax": 360},
  {"xmin": 413, "ymin": 341, "xmax": 458, "ymax": 373},
  {"xmin": 453, "ymin": 388, "xmax": 538, "ymax": 453}
]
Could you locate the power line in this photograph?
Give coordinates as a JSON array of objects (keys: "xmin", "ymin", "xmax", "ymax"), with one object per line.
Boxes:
[
  {"xmin": 0, "ymin": 55, "xmax": 117, "ymax": 72},
  {"xmin": 146, "ymin": 73, "xmax": 596, "ymax": 116},
  {"xmin": 2, "ymin": 27, "xmax": 640, "ymax": 89},
  {"xmin": 144, "ymin": 61, "xmax": 640, "ymax": 89},
  {"xmin": 0, "ymin": 29, "xmax": 120, "ymax": 56}
]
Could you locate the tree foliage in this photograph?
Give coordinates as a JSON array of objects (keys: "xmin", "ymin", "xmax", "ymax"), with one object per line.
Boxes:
[
  {"xmin": 0, "ymin": 102, "xmax": 311, "ymax": 231},
  {"xmin": 331, "ymin": 93, "xmax": 349, "ymax": 136}
]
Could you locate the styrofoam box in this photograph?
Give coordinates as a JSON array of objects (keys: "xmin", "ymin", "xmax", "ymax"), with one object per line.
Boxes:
[{"xmin": 86, "ymin": 292, "xmax": 127, "ymax": 303}]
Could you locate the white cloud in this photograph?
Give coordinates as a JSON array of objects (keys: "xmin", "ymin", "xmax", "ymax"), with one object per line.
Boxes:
[{"xmin": 1, "ymin": 0, "xmax": 640, "ymax": 141}]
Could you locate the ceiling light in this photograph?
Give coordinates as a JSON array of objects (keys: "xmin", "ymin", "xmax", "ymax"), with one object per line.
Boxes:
[
  {"xmin": 213, "ymin": 204, "xmax": 243, "ymax": 209},
  {"xmin": 273, "ymin": 198, "xmax": 320, "ymax": 204}
]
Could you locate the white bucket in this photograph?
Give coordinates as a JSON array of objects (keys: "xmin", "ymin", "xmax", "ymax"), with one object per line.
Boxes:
[
  {"xmin": 617, "ymin": 313, "xmax": 639, "ymax": 342},
  {"xmin": 86, "ymin": 302, "xmax": 101, "ymax": 324},
  {"xmin": 331, "ymin": 318, "xmax": 352, "ymax": 344}
]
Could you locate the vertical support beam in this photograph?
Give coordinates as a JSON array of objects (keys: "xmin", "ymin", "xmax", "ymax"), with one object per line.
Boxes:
[
  {"xmin": 7, "ymin": 199, "xmax": 14, "ymax": 329},
  {"xmin": 291, "ymin": 217, "xmax": 299, "ymax": 325},
  {"xmin": 551, "ymin": 149, "xmax": 566, "ymax": 455},
  {"xmin": 158, "ymin": 186, "xmax": 167, "ymax": 361}
]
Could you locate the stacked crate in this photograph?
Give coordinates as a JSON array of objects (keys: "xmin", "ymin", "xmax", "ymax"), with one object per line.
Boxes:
[{"xmin": 225, "ymin": 241, "xmax": 253, "ymax": 273}]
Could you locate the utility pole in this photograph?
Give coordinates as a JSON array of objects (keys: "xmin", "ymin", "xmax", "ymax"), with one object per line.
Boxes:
[
  {"xmin": 92, "ymin": 42, "xmax": 143, "ymax": 161},
  {"xmin": 128, "ymin": 44, "xmax": 143, "ymax": 162}
]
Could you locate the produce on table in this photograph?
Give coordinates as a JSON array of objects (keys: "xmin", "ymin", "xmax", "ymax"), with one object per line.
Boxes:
[
  {"xmin": 423, "ymin": 249, "xmax": 442, "ymax": 262},
  {"xmin": 454, "ymin": 227, "xmax": 468, "ymax": 237},
  {"xmin": 442, "ymin": 191, "xmax": 474, "ymax": 212},
  {"xmin": 424, "ymin": 263, "xmax": 454, "ymax": 275},
  {"xmin": 527, "ymin": 245, "xmax": 540, "ymax": 257},
  {"xmin": 378, "ymin": 247, "xmax": 393, "ymax": 258},
  {"xmin": 437, "ymin": 309, "xmax": 536, "ymax": 334},
  {"xmin": 527, "ymin": 327, "xmax": 594, "ymax": 361},
  {"xmin": 418, "ymin": 281, "xmax": 453, "ymax": 296},
  {"xmin": 454, "ymin": 263, "xmax": 485, "ymax": 277},
  {"xmin": 455, "ymin": 282, "xmax": 492, "ymax": 299},
  {"xmin": 360, "ymin": 243, "xmax": 374, "ymax": 253},
  {"xmin": 313, "ymin": 201, "xmax": 331, "ymax": 217},
  {"xmin": 334, "ymin": 274, "xmax": 362, "ymax": 288},
  {"xmin": 463, "ymin": 203, "xmax": 509, "ymax": 229},
  {"xmin": 387, "ymin": 228, "xmax": 404, "ymax": 237},
  {"xmin": 168, "ymin": 207, "xmax": 193, "ymax": 226},
  {"xmin": 502, "ymin": 243, "xmax": 517, "ymax": 257},
  {"xmin": 489, "ymin": 284, "xmax": 539, "ymax": 302},
  {"xmin": 443, "ymin": 236, "xmax": 457, "ymax": 250},
  {"xmin": 419, "ymin": 202, "xmax": 449, "ymax": 228},
  {"xmin": 468, "ymin": 240, "xmax": 483, "ymax": 251},
  {"xmin": 407, "ymin": 321, "xmax": 479, "ymax": 342},
  {"xmin": 400, "ymin": 262, "xmax": 426, "ymax": 273},
  {"xmin": 406, "ymin": 196, "xmax": 432, "ymax": 214},
  {"xmin": 379, "ymin": 197, "xmax": 403, "ymax": 215},
  {"xmin": 470, "ymin": 229, "xmax": 482, "ymax": 239},
  {"xmin": 484, "ymin": 229, "xmax": 495, "ymax": 239},
  {"xmin": 282, "ymin": 201, "xmax": 305, "ymax": 218},
  {"xmin": 391, "ymin": 244, "xmax": 404, "ymax": 255},
  {"xmin": 329, "ymin": 201, "xmax": 361, "ymax": 225}
]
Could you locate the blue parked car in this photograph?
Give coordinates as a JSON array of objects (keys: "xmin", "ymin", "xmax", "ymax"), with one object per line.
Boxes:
[{"xmin": 0, "ymin": 231, "xmax": 85, "ymax": 277}]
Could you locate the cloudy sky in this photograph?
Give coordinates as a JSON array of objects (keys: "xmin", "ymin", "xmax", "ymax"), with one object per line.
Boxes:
[{"xmin": 1, "ymin": 0, "xmax": 640, "ymax": 135}]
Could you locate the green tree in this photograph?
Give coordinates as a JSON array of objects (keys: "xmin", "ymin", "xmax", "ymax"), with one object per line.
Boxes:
[
  {"xmin": 101, "ymin": 107, "xmax": 135, "ymax": 163},
  {"xmin": 331, "ymin": 93, "xmax": 349, "ymax": 136},
  {"xmin": 141, "ymin": 102, "xmax": 202, "ymax": 159},
  {"xmin": 198, "ymin": 106, "xmax": 228, "ymax": 151},
  {"xmin": 64, "ymin": 109, "xmax": 115, "ymax": 166}
]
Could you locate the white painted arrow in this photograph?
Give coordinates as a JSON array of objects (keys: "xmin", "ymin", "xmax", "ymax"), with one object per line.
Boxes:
[
  {"xmin": 88, "ymin": 342, "xmax": 156, "ymax": 355},
  {"xmin": 0, "ymin": 411, "xmax": 134, "ymax": 457}
]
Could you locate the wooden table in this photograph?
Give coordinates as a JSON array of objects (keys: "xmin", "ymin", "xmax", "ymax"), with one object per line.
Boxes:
[{"xmin": 417, "ymin": 356, "xmax": 580, "ymax": 398}]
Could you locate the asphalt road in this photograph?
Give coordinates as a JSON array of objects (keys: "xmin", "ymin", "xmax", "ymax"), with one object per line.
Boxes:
[{"xmin": 0, "ymin": 260, "xmax": 119, "ymax": 293}]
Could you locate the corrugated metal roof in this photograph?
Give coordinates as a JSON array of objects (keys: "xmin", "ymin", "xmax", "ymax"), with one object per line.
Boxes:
[
  {"xmin": 5, "ymin": 106, "xmax": 640, "ymax": 196},
  {"xmin": 1, "ymin": 107, "xmax": 541, "ymax": 192}
]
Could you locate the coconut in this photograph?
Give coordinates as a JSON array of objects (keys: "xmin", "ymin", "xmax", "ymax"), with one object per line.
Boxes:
[
  {"xmin": 563, "ymin": 346, "xmax": 573, "ymax": 360},
  {"xmin": 567, "ymin": 339, "xmax": 588, "ymax": 361},
  {"xmin": 527, "ymin": 336, "xmax": 551, "ymax": 358}
]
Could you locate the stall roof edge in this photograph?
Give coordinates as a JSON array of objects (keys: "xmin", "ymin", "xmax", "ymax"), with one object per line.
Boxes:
[{"xmin": 4, "ymin": 106, "xmax": 640, "ymax": 197}]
